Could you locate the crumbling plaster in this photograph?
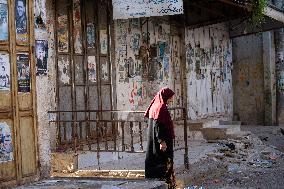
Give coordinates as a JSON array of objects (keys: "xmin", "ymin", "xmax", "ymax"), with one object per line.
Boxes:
[{"xmin": 34, "ymin": 0, "xmax": 56, "ymax": 177}]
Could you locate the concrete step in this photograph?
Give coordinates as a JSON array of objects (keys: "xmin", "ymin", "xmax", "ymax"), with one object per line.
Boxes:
[
  {"xmin": 188, "ymin": 122, "xmax": 203, "ymax": 131},
  {"xmin": 15, "ymin": 179, "xmax": 167, "ymax": 189},
  {"xmin": 201, "ymin": 124, "xmax": 241, "ymax": 141},
  {"xmin": 219, "ymin": 120, "xmax": 242, "ymax": 125}
]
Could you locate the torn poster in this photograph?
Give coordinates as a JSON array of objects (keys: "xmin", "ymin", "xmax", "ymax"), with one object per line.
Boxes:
[
  {"xmin": 100, "ymin": 29, "xmax": 108, "ymax": 55},
  {"xmin": 0, "ymin": 53, "xmax": 10, "ymax": 91},
  {"xmin": 57, "ymin": 14, "xmax": 69, "ymax": 53},
  {"xmin": 0, "ymin": 0, "xmax": 8, "ymax": 40},
  {"xmin": 88, "ymin": 56, "xmax": 96, "ymax": 82}
]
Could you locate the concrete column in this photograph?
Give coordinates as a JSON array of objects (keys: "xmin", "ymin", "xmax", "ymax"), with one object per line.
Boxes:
[
  {"xmin": 263, "ymin": 31, "xmax": 277, "ymax": 125},
  {"xmin": 275, "ymin": 28, "xmax": 284, "ymax": 125}
]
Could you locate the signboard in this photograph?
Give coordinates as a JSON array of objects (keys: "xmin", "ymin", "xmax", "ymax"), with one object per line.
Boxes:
[{"xmin": 112, "ymin": 0, "xmax": 184, "ymax": 19}]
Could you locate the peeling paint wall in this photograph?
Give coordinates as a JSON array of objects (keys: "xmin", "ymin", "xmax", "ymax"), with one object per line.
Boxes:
[
  {"xmin": 185, "ymin": 23, "xmax": 233, "ymax": 120},
  {"xmin": 115, "ymin": 18, "xmax": 183, "ymax": 115},
  {"xmin": 34, "ymin": 0, "xmax": 56, "ymax": 177}
]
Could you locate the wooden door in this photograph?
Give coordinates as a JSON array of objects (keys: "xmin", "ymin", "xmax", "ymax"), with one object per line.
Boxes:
[{"xmin": 0, "ymin": 0, "xmax": 38, "ymax": 186}]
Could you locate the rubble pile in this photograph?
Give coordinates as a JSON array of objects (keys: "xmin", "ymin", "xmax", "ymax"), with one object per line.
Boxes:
[{"xmin": 176, "ymin": 132, "xmax": 284, "ymax": 189}]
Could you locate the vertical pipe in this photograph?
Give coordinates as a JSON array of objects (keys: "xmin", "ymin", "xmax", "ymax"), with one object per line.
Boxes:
[
  {"xmin": 74, "ymin": 121, "xmax": 78, "ymax": 153},
  {"xmin": 183, "ymin": 108, "xmax": 189, "ymax": 169},
  {"xmin": 96, "ymin": 120, "xmax": 100, "ymax": 169},
  {"xmin": 113, "ymin": 120, "xmax": 117, "ymax": 151},
  {"xmin": 121, "ymin": 121, "xmax": 125, "ymax": 151},
  {"xmin": 81, "ymin": 0, "xmax": 90, "ymax": 143},
  {"xmin": 57, "ymin": 120, "xmax": 61, "ymax": 146},
  {"xmin": 139, "ymin": 122, "xmax": 143, "ymax": 151},
  {"xmin": 54, "ymin": 0, "xmax": 60, "ymax": 137},
  {"xmin": 79, "ymin": 121, "xmax": 83, "ymax": 140},
  {"xmin": 130, "ymin": 122, "xmax": 134, "ymax": 152},
  {"xmin": 104, "ymin": 121, "xmax": 108, "ymax": 150},
  {"xmin": 63, "ymin": 122, "xmax": 67, "ymax": 142}
]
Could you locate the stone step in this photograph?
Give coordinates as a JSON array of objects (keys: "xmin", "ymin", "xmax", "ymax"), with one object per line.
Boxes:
[
  {"xmin": 219, "ymin": 120, "xmax": 242, "ymax": 125},
  {"xmin": 187, "ymin": 122, "xmax": 203, "ymax": 131},
  {"xmin": 15, "ymin": 179, "xmax": 167, "ymax": 189},
  {"xmin": 201, "ymin": 124, "xmax": 241, "ymax": 141}
]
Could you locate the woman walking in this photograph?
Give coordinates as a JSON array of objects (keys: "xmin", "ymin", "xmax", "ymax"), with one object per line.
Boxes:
[{"xmin": 144, "ymin": 87, "xmax": 176, "ymax": 189}]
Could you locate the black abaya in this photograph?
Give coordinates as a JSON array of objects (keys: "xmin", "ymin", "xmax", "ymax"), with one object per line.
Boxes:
[{"xmin": 145, "ymin": 118, "xmax": 175, "ymax": 188}]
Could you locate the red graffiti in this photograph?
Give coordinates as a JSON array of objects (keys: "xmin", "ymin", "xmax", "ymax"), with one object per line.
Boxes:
[{"xmin": 129, "ymin": 82, "xmax": 138, "ymax": 104}]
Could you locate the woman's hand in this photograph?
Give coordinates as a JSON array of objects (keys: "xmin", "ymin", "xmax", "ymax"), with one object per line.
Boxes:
[{"xmin": 160, "ymin": 141, "xmax": 167, "ymax": 152}]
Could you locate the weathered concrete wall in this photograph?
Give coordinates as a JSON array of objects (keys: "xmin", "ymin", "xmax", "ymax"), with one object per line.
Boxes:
[
  {"xmin": 233, "ymin": 32, "xmax": 277, "ymax": 126},
  {"xmin": 232, "ymin": 34, "xmax": 264, "ymax": 125},
  {"xmin": 185, "ymin": 23, "xmax": 233, "ymax": 120},
  {"xmin": 275, "ymin": 28, "xmax": 284, "ymax": 125},
  {"xmin": 263, "ymin": 32, "xmax": 276, "ymax": 125},
  {"xmin": 114, "ymin": 18, "xmax": 183, "ymax": 117},
  {"xmin": 34, "ymin": 0, "xmax": 56, "ymax": 177}
]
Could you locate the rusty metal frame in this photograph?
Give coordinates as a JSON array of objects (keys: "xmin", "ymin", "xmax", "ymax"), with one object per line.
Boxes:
[
  {"xmin": 48, "ymin": 107, "xmax": 189, "ymax": 169},
  {"xmin": 54, "ymin": 0, "xmax": 114, "ymax": 137}
]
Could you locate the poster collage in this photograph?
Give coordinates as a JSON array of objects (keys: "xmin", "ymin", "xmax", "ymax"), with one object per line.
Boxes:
[
  {"xmin": 116, "ymin": 18, "xmax": 171, "ymax": 84},
  {"xmin": 55, "ymin": 0, "xmax": 109, "ymax": 83}
]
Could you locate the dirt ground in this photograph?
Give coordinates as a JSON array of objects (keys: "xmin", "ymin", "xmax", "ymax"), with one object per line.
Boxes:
[
  {"xmin": 13, "ymin": 126, "xmax": 284, "ymax": 189},
  {"xmin": 176, "ymin": 126, "xmax": 284, "ymax": 189}
]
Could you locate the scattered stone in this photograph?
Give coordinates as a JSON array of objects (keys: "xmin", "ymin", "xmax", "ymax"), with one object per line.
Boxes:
[
  {"xmin": 227, "ymin": 164, "xmax": 241, "ymax": 173},
  {"xmin": 260, "ymin": 136, "xmax": 269, "ymax": 141},
  {"xmin": 225, "ymin": 143, "xmax": 236, "ymax": 150},
  {"xmin": 249, "ymin": 159, "xmax": 273, "ymax": 168},
  {"xmin": 224, "ymin": 151, "xmax": 234, "ymax": 158}
]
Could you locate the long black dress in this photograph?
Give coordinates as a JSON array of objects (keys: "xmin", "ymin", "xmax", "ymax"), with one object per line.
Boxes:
[{"xmin": 145, "ymin": 118, "xmax": 175, "ymax": 188}]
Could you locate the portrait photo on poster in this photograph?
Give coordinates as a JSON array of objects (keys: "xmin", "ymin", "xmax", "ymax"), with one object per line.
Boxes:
[
  {"xmin": 15, "ymin": 0, "xmax": 28, "ymax": 41},
  {"xmin": 0, "ymin": 122, "xmax": 13, "ymax": 163},
  {"xmin": 0, "ymin": 0, "xmax": 8, "ymax": 41},
  {"xmin": 17, "ymin": 53, "xmax": 30, "ymax": 93},
  {"xmin": 0, "ymin": 53, "xmax": 10, "ymax": 91},
  {"xmin": 35, "ymin": 40, "xmax": 48, "ymax": 76}
]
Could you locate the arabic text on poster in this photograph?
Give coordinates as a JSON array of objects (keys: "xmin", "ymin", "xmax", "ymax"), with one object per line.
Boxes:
[{"xmin": 112, "ymin": 0, "xmax": 184, "ymax": 19}]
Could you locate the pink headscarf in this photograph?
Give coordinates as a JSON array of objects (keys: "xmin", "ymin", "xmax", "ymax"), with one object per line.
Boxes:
[{"xmin": 144, "ymin": 87, "xmax": 175, "ymax": 139}]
